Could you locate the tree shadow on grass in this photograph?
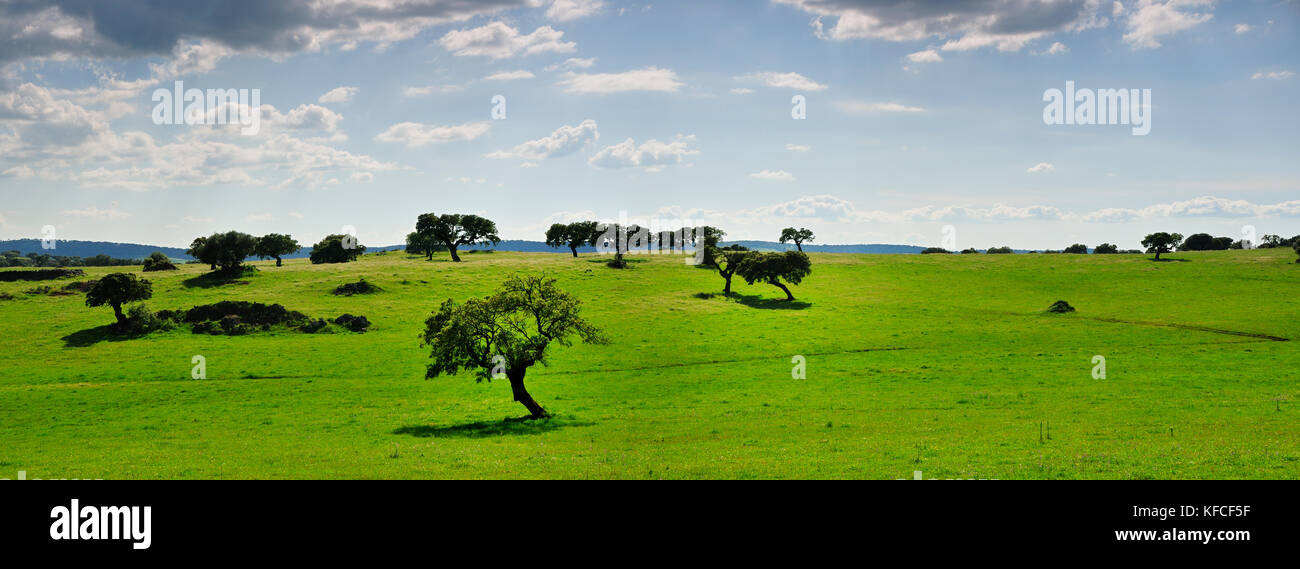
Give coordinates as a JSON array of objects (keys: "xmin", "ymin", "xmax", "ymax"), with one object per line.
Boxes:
[
  {"xmin": 694, "ymin": 291, "xmax": 811, "ymax": 310},
  {"xmin": 182, "ymin": 267, "xmax": 257, "ymax": 288},
  {"xmin": 393, "ymin": 416, "xmax": 594, "ymax": 439},
  {"xmin": 1147, "ymin": 258, "xmax": 1190, "ymax": 263},
  {"xmin": 61, "ymin": 324, "xmax": 149, "ymax": 347}
]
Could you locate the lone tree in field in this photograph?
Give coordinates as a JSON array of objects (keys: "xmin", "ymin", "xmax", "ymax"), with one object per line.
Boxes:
[
  {"xmin": 707, "ymin": 244, "xmax": 752, "ymax": 295},
  {"xmin": 545, "ymin": 221, "xmax": 601, "ymax": 257},
  {"xmin": 85, "ymin": 273, "xmax": 152, "ymax": 326},
  {"xmin": 188, "ymin": 231, "xmax": 257, "ymax": 273},
  {"xmin": 1063, "ymin": 243, "xmax": 1089, "ymax": 254},
  {"xmin": 309, "ymin": 234, "xmax": 365, "ymax": 264},
  {"xmin": 779, "ymin": 227, "xmax": 815, "ymax": 252},
  {"xmin": 1093, "ymin": 243, "xmax": 1119, "ymax": 254},
  {"xmin": 1293, "ymin": 241, "xmax": 1300, "ymax": 263},
  {"xmin": 737, "ymin": 250, "xmax": 812, "ymax": 301},
  {"xmin": 254, "ymin": 233, "xmax": 300, "ymax": 267},
  {"xmin": 415, "ymin": 213, "xmax": 500, "ymax": 262},
  {"xmin": 421, "ymin": 275, "xmax": 607, "ymax": 419},
  {"xmin": 405, "ymin": 231, "xmax": 444, "ymax": 260},
  {"xmin": 1141, "ymin": 232, "xmax": 1183, "ymax": 261}
]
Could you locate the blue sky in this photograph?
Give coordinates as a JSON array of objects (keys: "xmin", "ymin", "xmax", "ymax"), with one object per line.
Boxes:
[{"xmin": 0, "ymin": 0, "xmax": 1296, "ymax": 250}]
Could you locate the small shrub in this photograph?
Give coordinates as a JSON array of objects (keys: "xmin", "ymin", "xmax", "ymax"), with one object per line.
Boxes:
[
  {"xmin": 986, "ymin": 246, "xmax": 1014, "ymax": 254},
  {"xmin": 63, "ymin": 280, "xmax": 98, "ymax": 292},
  {"xmin": 333, "ymin": 279, "xmax": 381, "ymax": 296},
  {"xmin": 1046, "ymin": 300, "xmax": 1076, "ymax": 313},
  {"xmin": 125, "ymin": 304, "xmax": 174, "ymax": 334},
  {"xmin": 921, "ymin": 248, "xmax": 951, "ymax": 254},
  {"xmin": 299, "ymin": 319, "xmax": 329, "ymax": 333},
  {"xmin": 334, "ymin": 314, "xmax": 371, "ymax": 332}
]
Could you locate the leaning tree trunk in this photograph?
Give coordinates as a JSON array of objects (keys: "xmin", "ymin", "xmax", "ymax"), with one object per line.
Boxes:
[
  {"xmin": 772, "ymin": 281, "xmax": 794, "ymax": 301},
  {"xmin": 448, "ymin": 245, "xmax": 462, "ymax": 263},
  {"xmin": 112, "ymin": 303, "xmax": 127, "ymax": 325},
  {"xmin": 722, "ymin": 273, "xmax": 733, "ymax": 295},
  {"xmin": 507, "ymin": 369, "xmax": 550, "ymax": 419},
  {"xmin": 569, "ymin": 245, "xmax": 579, "ymax": 258},
  {"xmin": 796, "ymin": 243, "xmax": 803, "ymax": 252},
  {"xmin": 1155, "ymin": 250, "xmax": 1162, "ymax": 261},
  {"xmin": 275, "ymin": 256, "xmax": 283, "ymax": 267}
]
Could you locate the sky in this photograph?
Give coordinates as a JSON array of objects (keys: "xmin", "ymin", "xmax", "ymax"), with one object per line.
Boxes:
[{"xmin": 0, "ymin": 0, "xmax": 1297, "ymax": 251}]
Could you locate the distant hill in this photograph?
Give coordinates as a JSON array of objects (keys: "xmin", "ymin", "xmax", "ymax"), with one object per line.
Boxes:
[
  {"xmin": 1, "ymin": 238, "xmax": 939, "ymax": 260},
  {"xmin": 0, "ymin": 239, "xmax": 191, "ymax": 260}
]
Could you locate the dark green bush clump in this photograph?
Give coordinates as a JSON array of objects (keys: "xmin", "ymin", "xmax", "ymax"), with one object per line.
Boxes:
[
  {"xmin": 334, "ymin": 314, "xmax": 371, "ymax": 332},
  {"xmin": 0, "ymin": 268, "xmax": 86, "ymax": 281},
  {"xmin": 333, "ymin": 279, "xmax": 381, "ymax": 296},
  {"xmin": 183, "ymin": 301, "xmax": 310, "ymax": 327},
  {"xmin": 920, "ymin": 248, "xmax": 951, "ymax": 254},
  {"xmin": 142, "ymin": 252, "xmax": 178, "ymax": 272},
  {"xmin": 1047, "ymin": 300, "xmax": 1076, "ymax": 313}
]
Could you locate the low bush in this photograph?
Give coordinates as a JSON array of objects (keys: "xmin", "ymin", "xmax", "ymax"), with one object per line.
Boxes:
[
  {"xmin": 333, "ymin": 279, "xmax": 381, "ymax": 296},
  {"xmin": 0, "ymin": 268, "xmax": 86, "ymax": 282}
]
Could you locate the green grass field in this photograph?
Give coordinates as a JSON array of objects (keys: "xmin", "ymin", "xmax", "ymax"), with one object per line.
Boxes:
[{"xmin": 2, "ymin": 248, "xmax": 1298, "ymax": 479}]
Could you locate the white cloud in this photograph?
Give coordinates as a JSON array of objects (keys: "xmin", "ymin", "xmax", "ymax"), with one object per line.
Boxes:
[
  {"xmin": 1123, "ymin": 0, "xmax": 1214, "ymax": 49},
  {"xmin": 488, "ymin": 119, "xmax": 599, "ymax": 160},
  {"xmin": 403, "ymin": 84, "xmax": 466, "ymax": 97},
  {"xmin": 484, "ymin": 70, "xmax": 535, "ymax": 81},
  {"xmin": 1082, "ymin": 195, "xmax": 1300, "ymax": 222},
  {"xmin": 544, "ymin": 57, "xmax": 596, "ymax": 71},
  {"xmin": 3, "ymin": 165, "xmax": 35, "ymax": 178},
  {"xmin": 1045, "ymin": 41, "xmax": 1069, "ymax": 54},
  {"xmin": 62, "ymin": 204, "xmax": 130, "ymax": 220},
  {"xmin": 1234, "ymin": 23, "xmax": 1252, "ymax": 35},
  {"xmin": 438, "ymin": 22, "xmax": 576, "ymax": 59},
  {"xmin": 835, "ymin": 100, "xmax": 926, "ymax": 114},
  {"xmin": 737, "ymin": 71, "xmax": 827, "ymax": 91},
  {"xmin": 785, "ymin": 143, "xmax": 810, "ymax": 152},
  {"xmin": 750, "ymin": 170, "xmax": 795, "ymax": 181},
  {"xmin": 776, "ymin": 0, "xmax": 1109, "ymax": 53},
  {"xmin": 1027, "ymin": 162, "xmax": 1056, "ymax": 173},
  {"xmin": 557, "ymin": 67, "xmax": 682, "ymax": 94},
  {"xmin": 906, "ymin": 49, "xmax": 942, "ymax": 63},
  {"xmin": 546, "ymin": 0, "xmax": 605, "ymax": 22},
  {"xmin": 374, "ymin": 121, "xmax": 491, "ymax": 147},
  {"xmin": 318, "ymin": 86, "xmax": 357, "ymax": 104},
  {"xmin": 1251, "ymin": 71, "xmax": 1294, "ymax": 81},
  {"xmin": 730, "ymin": 87, "xmax": 754, "ymax": 95},
  {"xmin": 589, "ymin": 135, "xmax": 699, "ymax": 169}
]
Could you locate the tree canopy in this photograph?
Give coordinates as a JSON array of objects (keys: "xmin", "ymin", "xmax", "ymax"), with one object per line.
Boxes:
[
  {"xmin": 707, "ymin": 244, "xmax": 752, "ymax": 295},
  {"xmin": 1093, "ymin": 243, "xmax": 1119, "ymax": 254},
  {"xmin": 420, "ymin": 274, "xmax": 607, "ymax": 418},
  {"xmin": 736, "ymin": 250, "xmax": 811, "ymax": 301},
  {"xmin": 254, "ymin": 234, "xmax": 300, "ymax": 266},
  {"xmin": 187, "ymin": 231, "xmax": 257, "ymax": 272},
  {"xmin": 415, "ymin": 213, "xmax": 501, "ymax": 262},
  {"xmin": 1141, "ymin": 232, "xmax": 1183, "ymax": 261},
  {"xmin": 309, "ymin": 234, "xmax": 366, "ymax": 264},
  {"xmin": 141, "ymin": 251, "xmax": 177, "ymax": 271},
  {"xmin": 85, "ymin": 272, "xmax": 152, "ymax": 326},
  {"xmin": 405, "ymin": 231, "xmax": 444, "ymax": 260},
  {"xmin": 779, "ymin": 227, "xmax": 815, "ymax": 252},
  {"xmin": 1063, "ymin": 243, "xmax": 1089, "ymax": 254},
  {"xmin": 545, "ymin": 221, "xmax": 601, "ymax": 257}
]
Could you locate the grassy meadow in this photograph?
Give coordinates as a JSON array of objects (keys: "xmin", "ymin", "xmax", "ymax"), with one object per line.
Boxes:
[{"xmin": 1, "ymin": 248, "xmax": 1297, "ymax": 479}]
